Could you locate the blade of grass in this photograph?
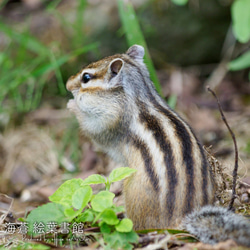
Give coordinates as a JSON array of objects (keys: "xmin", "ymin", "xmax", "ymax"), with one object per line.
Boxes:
[
  {"xmin": 0, "ymin": 0, "xmax": 9, "ymax": 11},
  {"xmin": 47, "ymin": 8, "xmax": 72, "ymax": 31},
  {"xmin": 31, "ymin": 77, "xmax": 47, "ymax": 110},
  {"xmin": 46, "ymin": 0, "xmax": 64, "ymax": 10},
  {"xmin": 75, "ymin": 0, "xmax": 87, "ymax": 32},
  {"xmin": 24, "ymin": 81, "xmax": 36, "ymax": 112},
  {"xmin": 0, "ymin": 55, "xmax": 46, "ymax": 93},
  {"xmin": 0, "ymin": 12, "xmax": 98, "ymax": 113},
  {"xmin": 73, "ymin": 0, "xmax": 87, "ymax": 48},
  {"xmin": 49, "ymin": 51, "xmax": 67, "ymax": 95},
  {"xmin": 117, "ymin": 0, "xmax": 162, "ymax": 96},
  {"xmin": 0, "ymin": 67, "xmax": 30, "ymax": 98},
  {"xmin": 0, "ymin": 44, "xmax": 97, "ymax": 106},
  {"xmin": 49, "ymin": 0, "xmax": 87, "ymax": 48},
  {"xmin": 32, "ymin": 43, "xmax": 98, "ymax": 78},
  {"xmin": 167, "ymin": 94, "xmax": 177, "ymax": 110},
  {"xmin": 1, "ymin": 44, "xmax": 98, "ymax": 112},
  {"xmin": 10, "ymin": 87, "xmax": 24, "ymax": 112},
  {"xmin": 0, "ymin": 22, "xmax": 49, "ymax": 55}
]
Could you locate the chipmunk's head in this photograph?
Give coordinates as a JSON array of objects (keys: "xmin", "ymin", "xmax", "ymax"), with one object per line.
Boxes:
[
  {"xmin": 66, "ymin": 45, "xmax": 147, "ymax": 137},
  {"xmin": 66, "ymin": 44, "xmax": 145, "ymax": 93}
]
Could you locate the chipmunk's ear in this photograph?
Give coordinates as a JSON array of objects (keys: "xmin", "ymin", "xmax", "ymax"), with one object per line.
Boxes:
[
  {"xmin": 109, "ymin": 58, "xmax": 124, "ymax": 77},
  {"xmin": 126, "ymin": 45, "xmax": 145, "ymax": 62}
]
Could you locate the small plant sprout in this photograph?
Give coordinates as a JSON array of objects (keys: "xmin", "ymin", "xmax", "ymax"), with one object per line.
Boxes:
[{"xmin": 25, "ymin": 167, "xmax": 138, "ymax": 250}]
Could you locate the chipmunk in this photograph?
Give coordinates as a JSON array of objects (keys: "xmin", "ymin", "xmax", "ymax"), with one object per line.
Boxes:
[{"xmin": 66, "ymin": 45, "xmax": 250, "ymax": 246}]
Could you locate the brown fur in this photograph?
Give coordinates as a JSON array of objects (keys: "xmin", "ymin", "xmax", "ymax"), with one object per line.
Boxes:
[
  {"xmin": 79, "ymin": 86, "xmax": 104, "ymax": 93},
  {"xmin": 66, "ymin": 45, "xmax": 215, "ymax": 230}
]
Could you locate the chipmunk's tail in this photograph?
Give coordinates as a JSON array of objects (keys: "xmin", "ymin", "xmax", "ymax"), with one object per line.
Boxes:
[{"xmin": 182, "ymin": 205, "xmax": 250, "ymax": 247}]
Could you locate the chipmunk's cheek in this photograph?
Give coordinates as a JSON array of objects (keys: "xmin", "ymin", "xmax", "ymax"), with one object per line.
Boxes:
[
  {"xmin": 75, "ymin": 92, "xmax": 86, "ymax": 111},
  {"xmin": 76, "ymin": 92, "xmax": 96, "ymax": 115}
]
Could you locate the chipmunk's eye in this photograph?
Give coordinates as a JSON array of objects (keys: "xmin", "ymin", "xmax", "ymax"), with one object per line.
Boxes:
[{"xmin": 82, "ymin": 73, "xmax": 92, "ymax": 83}]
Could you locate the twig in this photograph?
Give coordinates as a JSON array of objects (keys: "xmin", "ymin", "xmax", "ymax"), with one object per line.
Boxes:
[
  {"xmin": 83, "ymin": 227, "xmax": 100, "ymax": 232},
  {"xmin": 207, "ymin": 86, "xmax": 238, "ymax": 211},
  {"xmin": 0, "ymin": 194, "xmax": 14, "ymax": 224}
]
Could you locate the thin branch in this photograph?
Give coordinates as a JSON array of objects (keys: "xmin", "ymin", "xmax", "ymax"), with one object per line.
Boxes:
[
  {"xmin": 207, "ymin": 86, "xmax": 238, "ymax": 211},
  {"xmin": 0, "ymin": 194, "xmax": 14, "ymax": 224}
]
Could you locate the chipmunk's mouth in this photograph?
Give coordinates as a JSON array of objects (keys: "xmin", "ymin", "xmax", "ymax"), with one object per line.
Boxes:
[{"xmin": 67, "ymin": 89, "xmax": 81, "ymax": 110}]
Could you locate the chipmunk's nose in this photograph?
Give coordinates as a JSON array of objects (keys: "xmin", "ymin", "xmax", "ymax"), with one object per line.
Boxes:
[{"xmin": 66, "ymin": 75, "xmax": 81, "ymax": 91}]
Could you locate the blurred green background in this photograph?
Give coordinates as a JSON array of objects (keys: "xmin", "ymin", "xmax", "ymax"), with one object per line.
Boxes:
[{"xmin": 1, "ymin": 0, "xmax": 249, "ymax": 116}]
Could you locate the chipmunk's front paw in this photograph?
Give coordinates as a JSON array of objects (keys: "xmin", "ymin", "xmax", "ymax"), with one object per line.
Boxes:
[{"xmin": 67, "ymin": 99, "xmax": 79, "ymax": 113}]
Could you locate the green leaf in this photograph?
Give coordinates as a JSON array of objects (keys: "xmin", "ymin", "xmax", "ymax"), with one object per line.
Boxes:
[
  {"xmin": 231, "ymin": 0, "xmax": 250, "ymax": 43},
  {"xmin": 115, "ymin": 218, "xmax": 133, "ymax": 232},
  {"xmin": 109, "ymin": 167, "xmax": 136, "ymax": 183},
  {"xmin": 171, "ymin": 0, "xmax": 188, "ymax": 5},
  {"xmin": 49, "ymin": 178, "xmax": 85, "ymax": 207},
  {"xmin": 228, "ymin": 50, "xmax": 250, "ymax": 71},
  {"xmin": 77, "ymin": 209, "xmax": 95, "ymax": 223},
  {"xmin": 72, "ymin": 186, "xmax": 92, "ymax": 210},
  {"xmin": 100, "ymin": 209, "xmax": 119, "ymax": 225},
  {"xmin": 26, "ymin": 203, "xmax": 67, "ymax": 235},
  {"xmin": 100, "ymin": 222, "xmax": 112, "ymax": 234},
  {"xmin": 91, "ymin": 191, "xmax": 115, "ymax": 212},
  {"xmin": 64, "ymin": 207, "xmax": 79, "ymax": 220},
  {"xmin": 104, "ymin": 230, "xmax": 138, "ymax": 250},
  {"xmin": 112, "ymin": 205, "xmax": 125, "ymax": 214},
  {"xmin": 82, "ymin": 174, "xmax": 107, "ymax": 185},
  {"xmin": 121, "ymin": 230, "xmax": 139, "ymax": 244},
  {"xmin": 117, "ymin": 0, "xmax": 162, "ymax": 96}
]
